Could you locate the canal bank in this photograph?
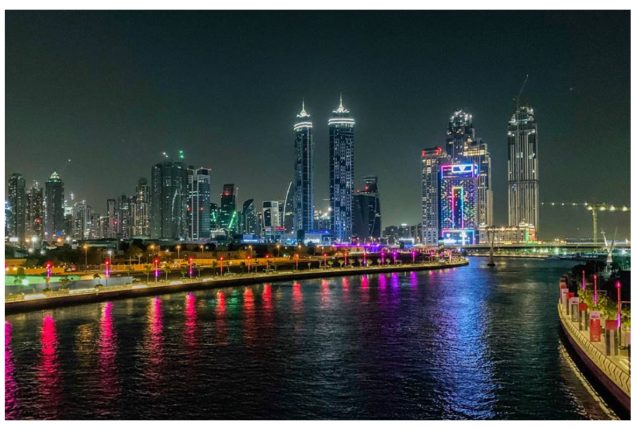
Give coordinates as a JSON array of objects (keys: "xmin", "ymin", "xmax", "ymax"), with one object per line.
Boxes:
[
  {"xmin": 5, "ymin": 259, "xmax": 468, "ymax": 314},
  {"xmin": 557, "ymin": 277, "xmax": 631, "ymax": 419}
]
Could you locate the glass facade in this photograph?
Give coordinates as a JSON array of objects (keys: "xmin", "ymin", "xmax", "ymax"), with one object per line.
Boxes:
[
  {"xmin": 187, "ymin": 167, "xmax": 212, "ymax": 241},
  {"xmin": 293, "ymin": 102, "xmax": 314, "ymax": 237},
  {"xmin": 439, "ymin": 163, "xmax": 479, "ymax": 245},
  {"xmin": 150, "ymin": 161, "xmax": 188, "ymax": 239}
]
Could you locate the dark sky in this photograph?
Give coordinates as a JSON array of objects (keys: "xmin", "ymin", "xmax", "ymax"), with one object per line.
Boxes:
[{"xmin": 5, "ymin": 11, "xmax": 631, "ymax": 240}]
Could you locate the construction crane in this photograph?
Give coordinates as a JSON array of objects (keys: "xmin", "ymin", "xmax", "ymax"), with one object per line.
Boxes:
[{"xmin": 540, "ymin": 201, "xmax": 630, "ymax": 243}]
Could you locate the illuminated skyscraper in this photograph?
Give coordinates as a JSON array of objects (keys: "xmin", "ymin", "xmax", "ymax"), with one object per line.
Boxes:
[
  {"xmin": 117, "ymin": 195, "xmax": 133, "ymax": 239},
  {"xmin": 219, "ymin": 184, "xmax": 238, "ymax": 235},
  {"xmin": 150, "ymin": 160, "xmax": 188, "ymax": 239},
  {"xmin": 262, "ymin": 200, "xmax": 282, "ymax": 242},
  {"xmin": 187, "ymin": 167, "xmax": 212, "ymax": 240},
  {"xmin": 508, "ymin": 105, "xmax": 539, "ymax": 233},
  {"xmin": 132, "ymin": 177, "xmax": 151, "ymax": 238},
  {"xmin": 439, "ymin": 163, "xmax": 479, "ymax": 245},
  {"xmin": 71, "ymin": 200, "xmax": 91, "ymax": 240},
  {"xmin": 446, "ymin": 109, "xmax": 493, "ymax": 227},
  {"xmin": 106, "ymin": 198, "xmax": 118, "ymax": 239},
  {"xmin": 421, "ymin": 147, "xmax": 449, "ymax": 245},
  {"xmin": 293, "ymin": 101, "xmax": 314, "ymax": 237},
  {"xmin": 329, "ymin": 94, "xmax": 355, "ymax": 243},
  {"xmin": 25, "ymin": 181, "xmax": 44, "ymax": 241},
  {"xmin": 242, "ymin": 199, "xmax": 259, "ymax": 235},
  {"xmin": 44, "ymin": 171, "xmax": 64, "ymax": 240},
  {"xmin": 7, "ymin": 173, "xmax": 26, "ymax": 242},
  {"xmin": 283, "ymin": 181, "xmax": 295, "ymax": 235}
]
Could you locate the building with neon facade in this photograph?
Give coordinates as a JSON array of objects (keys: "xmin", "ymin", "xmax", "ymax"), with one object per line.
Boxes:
[
  {"xmin": 439, "ymin": 163, "xmax": 479, "ymax": 245},
  {"xmin": 150, "ymin": 161, "xmax": 188, "ymax": 239},
  {"xmin": 187, "ymin": 167, "xmax": 211, "ymax": 241},
  {"xmin": 293, "ymin": 102, "xmax": 314, "ymax": 239},
  {"xmin": 329, "ymin": 94, "xmax": 355, "ymax": 243}
]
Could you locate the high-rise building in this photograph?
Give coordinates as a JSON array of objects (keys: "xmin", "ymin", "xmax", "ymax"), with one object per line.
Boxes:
[
  {"xmin": 329, "ymin": 94, "xmax": 355, "ymax": 243},
  {"xmin": 132, "ymin": 177, "xmax": 151, "ymax": 238},
  {"xmin": 150, "ymin": 160, "xmax": 188, "ymax": 239},
  {"xmin": 352, "ymin": 176, "xmax": 381, "ymax": 242},
  {"xmin": 106, "ymin": 199, "xmax": 118, "ymax": 239},
  {"xmin": 118, "ymin": 195, "xmax": 133, "ymax": 239},
  {"xmin": 439, "ymin": 163, "xmax": 479, "ymax": 245},
  {"xmin": 283, "ymin": 181, "xmax": 295, "ymax": 235},
  {"xmin": 187, "ymin": 167, "xmax": 212, "ymax": 241},
  {"xmin": 508, "ymin": 105, "xmax": 539, "ymax": 233},
  {"xmin": 7, "ymin": 173, "xmax": 26, "ymax": 242},
  {"xmin": 25, "ymin": 181, "xmax": 44, "ymax": 241},
  {"xmin": 44, "ymin": 171, "xmax": 64, "ymax": 241},
  {"xmin": 71, "ymin": 200, "xmax": 91, "ymax": 240},
  {"xmin": 242, "ymin": 199, "xmax": 259, "ymax": 235},
  {"xmin": 421, "ymin": 146, "xmax": 449, "ymax": 246},
  {"xmin": 293, "ymin": 101, "xmax": 314, "ymax": 237},
  {"xmin": 219, "ymin": 184, "xmax": 238, "ymax": 235},
  {"xmin": 262, "ymin": 200, "xmax": 282, "ymax": 242},
  {"xmin": 446, "ymin": 110, "xmax": 493, "ymax": 227},
  {"xmin": 209, "ymin": 202, "xmax": 220, "ymax": 230}
]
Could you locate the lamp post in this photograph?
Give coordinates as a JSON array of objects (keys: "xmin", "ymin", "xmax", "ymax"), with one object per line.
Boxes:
[
  {"xmin": 176, "ymin": 245, "xmax": 181, "ymax": 260},
  {"xmin": 83, "ymin": 245, "xmax": 89, "ymax": 269},
  {"xmin": 220, "ymin": 256, "xmax": 224, "ymax": 276},
  {"xmin": 323, "ymin": 253, "xmax": 327, "ymax": 268},
  {"xmin": 149, "ymin": 244, "xmax": 155, "ymax": 263},
  {"xmin": 154, "ymin": 257, "xmax": 160, "ymax": 283},
  {"xmin": 616, "ymin": 280, "xmax": 622, "ymax": 328},
  {"xmin": 188, "ymin": 256, "xmax": 193, "ymax": 278},
  {"xmin": 276, "ymin": 244, "xmax": 281, "ymax": 258},
  {"xmin": 295, "ymin": 253, "xmax": 299, "ymax": 271},
  {"xmin": 266, "ymin": 254, "xmax": 270, "ymax": 272},
  {"xmin": 247, "ymin": 255, "xmax": 251, "ymax": 273},
  {"xmin": 582, "ymin": 269, "xmax": 586, "ymax": 291},
  {"xmin": 593, "ymin": 274, "xmax": 598, "ymax": 306},
  {"xmin": 344, "ymin": 251, "xmax": 348, "ymax": 267}
]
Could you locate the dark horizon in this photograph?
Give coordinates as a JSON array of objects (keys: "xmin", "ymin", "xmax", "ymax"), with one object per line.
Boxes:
[{"xmin": 5, "ymin": 10, "xmax": 631, "ymax": 240}]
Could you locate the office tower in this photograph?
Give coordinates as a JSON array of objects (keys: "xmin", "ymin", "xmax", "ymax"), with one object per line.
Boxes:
[
  {"xmin": 209, "ymin": 203, "xmax": 220, "ymax": 230},
  {"xmin": 106, "ymin": 199, "xmax": 118, "ymax": 239},
  {"xmin": 421, "ymin": 147, "xmax": 449, "ymax": 246},
  {"xmin": 7, "ymin": 173, "xmax": 26, "ymax": 242},
  {"xmin": 25, "ymin": 181, "xmax": 44, "ymax": 241},
  {"xmin": 118, "ymin": 195, "xmax": 133, "ymax": 239},
  {"xmin": 187, "ymin": 167, "xmax": 212, "ymax": 240},
  {"xmin": 71, "ymin": 200, "xmax": 91, "ymax": 240},
  {"xmin": 88, "ymin": 212, "xmax": 101, "ymax": 239},
  {"xmin": 329, "ymin": 94, "xmax": 355, "ymax": 243},
  {"xmin": 98, "ymin": 215, "xmax": 109, "ymax": 239},
  {"xmin": 262, "ymin": 200, "xmax": 282, "ymax": 242},
  {"xmin": 293, "ymin": 101, "xmax": 314, "ymax": 237},
  {"xmin": 508, "ymin": 105, "xmax": 539, "ymax": 233},
  {"xmin": 242, "ymin": 199, "xmax": 259, "ymax": 235},
  {"xmin": 150, "ymin": 160, "xmax": 188, "ymax": 239},
  {"xmin": 283, "ymin": 182, "xmax": 295, "ymax": 234},
  {"xmin": 219, "ymin": 184, "xmax": 238, "ymax": 235},
  {"xmin": 44, "ymin": 171, "xmax": 64, "ymax": 241},
  {"xmin": 439, "ymin": 163, "xmax": 479, "ymax": 245},
  {"xmin": 132, "ymin": 177, "xmax": 151, "ymax": 238},
  {"xmin": 446, "ymin": 109, "xmax": 493, "ymax": 227},
  {"xmin": 352, "ymin": 176, "xmax": 381, "ymax": 242}
]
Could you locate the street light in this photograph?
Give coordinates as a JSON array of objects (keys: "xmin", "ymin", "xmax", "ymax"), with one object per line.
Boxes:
[
  {"xmin": 295, "ymin": 253, "xmax": 299, "ymax": 270},
  {"xmin": 176, "ymin": 245, "xmax": 181, "ymax": 260},
  {"xmin": 83, "ymin": 244, "xmax": 89, "ymax": 269},
  {"xmin": 220, "ymin": 256, "xmax": 224, "ymax": 276}
]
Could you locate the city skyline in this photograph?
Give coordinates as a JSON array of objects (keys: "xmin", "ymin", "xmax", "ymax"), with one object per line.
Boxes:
[{"xmin": 5, "ymin": 11, "xmax": 631, "ymax": 240}]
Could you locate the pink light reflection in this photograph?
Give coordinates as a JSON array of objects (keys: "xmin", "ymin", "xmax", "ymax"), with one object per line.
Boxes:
[
  {"xmin": 215, "ymin": 291, "xmax": 228, "ymax": 346},
  {"xmin": 37, "ymin": 314, "xmax": 62, "ymax": 418},
  {"xmin": 184, "ymin": 293, "xmax": 198, "ymax": 350},
  {"xmin": 98, "ymin": 302, "xmax": 120, "ymax": 409},
  {"xmin": 243, "ymin": 288, "xmax": 256, "ymax": 344},
  {"xmin": 5, "ymin": 321, "xmax": 19, "ymax": 419}
]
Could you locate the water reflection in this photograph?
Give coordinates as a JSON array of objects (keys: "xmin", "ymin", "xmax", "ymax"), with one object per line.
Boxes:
[
  {"xmin": 5, "ymin": 321, "xmax": 19, "ymax": 419},
  {"xmin": 262, "ymin": 284, "xmax": 274, "ymax": 328},
  {"xmin": 97, "ymin": 302, "xmax": 120, "ymax": 414},
  {"xmin": 243, "ymin": 288, "xmax": 256, "ymax": 344},
  {"xmin": 142, "ymin": 297, "xmax": 165, "ymax": 397},
  {"xmin": 292, "ymin": 282, "xmax": 303, "ymax": 314},
  {"xmin": 184, "ymin": 293, "xmax": 197, "ymax": 351},
  {"xmin": 37, "ymin": 314, "xmax": 62, "ymax": 419},
  {"xmin": 320, "ymin": 279, "xmax": 330, "ymax": 308},
  {"xmin": 215, "ymin": 291, "xmax": 228, "ymax": 346}
]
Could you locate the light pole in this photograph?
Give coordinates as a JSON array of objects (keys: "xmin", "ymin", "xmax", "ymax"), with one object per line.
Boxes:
[
  {"xmin": 266, "ymin": 254, "xmax": 270, "ymax": 272},
  {"xmin": 176, "ymin": 245, "xmax": 181, "ymax": 260},
  {"xmin": 83, "ymin": 245, "xmax": 89, "ymax": 269},
  {"xmin": 247, "ymin": 255, "xmax": 251, "ymax": 273},
  {"xmin": 220, "ymin": 256, "xmax": 224, "ymax": 276},
  {"xmin": 295, "ymin": 253, "xmax": 299, "ymax": 271},
  {"xmin": 276, "ymin": 244, "xmax": 281, "ymax": 258}
]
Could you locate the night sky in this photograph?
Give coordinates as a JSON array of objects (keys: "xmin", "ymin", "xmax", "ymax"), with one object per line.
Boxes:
[{"xmin": 5, "ymin": 11, "xmax": 631, "ymax": 240}]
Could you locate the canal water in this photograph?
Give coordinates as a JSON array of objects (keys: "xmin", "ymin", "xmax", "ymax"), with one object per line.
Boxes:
[{"xmin": 5, "ymin": 258, "xmax": 615, "ymax": 419}]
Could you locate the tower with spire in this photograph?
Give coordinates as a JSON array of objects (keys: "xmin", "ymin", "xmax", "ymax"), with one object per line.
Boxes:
[
  {"xmin": 328, "ymin": 93, "xmax": 356, "ymax": 243},
  {"xmin": 293, "ymin": 100, "xmax": 314, "ymax": 239}
]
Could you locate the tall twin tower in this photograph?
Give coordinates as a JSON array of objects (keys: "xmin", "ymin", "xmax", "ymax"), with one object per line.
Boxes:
[{"xmin": 293, "ymin": 95, "xmax": 355, "ymax": 243}]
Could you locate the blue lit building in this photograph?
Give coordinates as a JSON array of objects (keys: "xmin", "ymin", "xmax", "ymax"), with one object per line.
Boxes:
[
  {"xmin": 329, "ymin": 94, "xmax": 355, "ymax": 243},
  {"xmin": 439, "ymin": 163, "xmax": 479, "ymax": 245},
  {"xmin": 187, "ymin": 166, "xmax": 211, "ymax": 241},
  {"xmin": 293, "ymin": 101, "xmax": 314, "ymax": 239}
]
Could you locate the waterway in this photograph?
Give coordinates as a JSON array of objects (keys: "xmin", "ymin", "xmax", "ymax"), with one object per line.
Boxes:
[{"xmin": 5, "ymin": 258, "xmax": 615, "ymax": 419}]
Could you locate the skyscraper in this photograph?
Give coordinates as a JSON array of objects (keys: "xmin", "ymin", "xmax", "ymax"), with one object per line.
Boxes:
[
  {"xmin": 7, "ymin": 173, "xmax": 26, "ymax": 242},
  {"xmin": 439, "ymin": 163, "xmax": 479, "ymax": 245},
  {"xmin": 242, "ymin": 199, "xmax": 259, "ymax": 236},
  {"xmin": 219, "ymin": 184, "xmax": 238, "ymax": 235},
  {"xmin": 508, "ymin": 105, "xmax": 539, "ymax": 233},
  {"xmin": 44, "ymin": 171, "xmax": 64, "ymax": 241},
  {"xmin": 262, "ymin": 200, "xmax": 282, "ymax": 242},
  {"xmin": 352, "ymin": 176, "xmax": 381, "ymax": 242},
  {"xmin": 329, "ymin": 94, "xmax": 355, "ymax": 243},
  {"xmin": 421, "ymin": 147, "xmax": 448, "ymax": 246},
  {"xmin": 106, "ymin": 198, "xmax": 118, "ymax": 239},
  {"xmin": 293, "ymin": 101, "xmax": 314, "ymax": 237},
  {"xmin": 132, "ymin": 177, "xmax": 151, "ymax": 238},
  {"xmin": 150, "ymin": 160, "xmax": 188, "ymax": 239},
  {"xmin": 118, "ymin": 195, "xmax": 133, "ymax": 239},
  {"xmin": 25, "ymin": 181, "xmax": 44, "ymax": 241},
  {"xmin": 187, "ymin": 167, "xmax": 212, "ymax": 241},
  {"xmin": 71, "ymin": 200, "xmax": 91, "ymax": 240},
  {"xmin": 283, "ymin": 181, "xmax": 295, "ymax": 235},
  {"xmin": 446, "ymin": 109, "xmax": 493, "ymax": 227}
]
